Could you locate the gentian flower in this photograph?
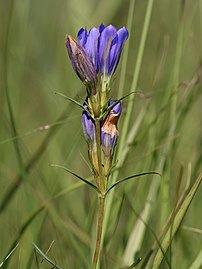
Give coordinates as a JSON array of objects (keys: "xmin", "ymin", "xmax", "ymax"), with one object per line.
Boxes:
[
  {"xmin": 66, "ymin": 25, "xmax": 128, "ymax": 114},
  {"xmin": 78, "ymin": 24, "xmax": 129, "ymax": 78},
  {"xmin": 101, "ymin": 100, "xmax": 122, "ymax": 157}
]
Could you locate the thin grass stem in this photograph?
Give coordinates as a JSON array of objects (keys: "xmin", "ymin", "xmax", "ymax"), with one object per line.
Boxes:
[{"xmin": 101, "ymin": 0, "xmax": 155, "ymax": 257}]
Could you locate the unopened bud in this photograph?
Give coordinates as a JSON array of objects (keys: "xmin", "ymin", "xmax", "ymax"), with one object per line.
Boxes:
[
  {"xmin": 82, "ymin": 103, "xmax": 95, "ymax": 143},
  {"xmin": 101, "ymin": 101, "xmax": 121, "ymax": 155},
  {"xmin": 66, "ymin": 35, "xmax": 98, "ymax": 95}
]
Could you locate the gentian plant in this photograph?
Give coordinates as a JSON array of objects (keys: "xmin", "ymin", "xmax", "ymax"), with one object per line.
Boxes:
[{"xmin": 65, "ymin": 24, "xmax": 128, "ymax": 268}]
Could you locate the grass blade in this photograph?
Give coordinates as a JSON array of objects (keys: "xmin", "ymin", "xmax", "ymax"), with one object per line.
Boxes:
[
  {"xmin": 32, "ymin": 243, "xmax": 63, "ymax": 269},
  {"xmin": 0, "ymin": 244, "xmax": 19, "ymax": 268},
  {"xmin": 152, "ymin": 172, "xmax": 202, "ymax": 269},
  {"xmin": 188, "ymin": 248, "xmax": 202, "ymax": 269}
]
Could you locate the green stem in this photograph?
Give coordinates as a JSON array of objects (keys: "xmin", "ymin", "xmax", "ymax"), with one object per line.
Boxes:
[
  {"xmin": 93, "ymin": 196, "xmax": 105, "ymax": 268},
  {"xmin": 92, "ymin": 119, "xmax": 106, "ymax": 268},
  {"xmin": 95, "ymin": 119, "xmax": 105, "ymax": 192}
]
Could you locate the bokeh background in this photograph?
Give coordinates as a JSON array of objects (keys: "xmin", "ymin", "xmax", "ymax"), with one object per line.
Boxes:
[{"xmin": 0, "ymin": 0, "xmax": 202, "ymax": 268}]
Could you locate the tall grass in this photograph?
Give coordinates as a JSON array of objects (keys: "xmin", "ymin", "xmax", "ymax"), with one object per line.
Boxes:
[{"xmin": 0, "ymin": 0, "xmax": 202, "ymax": 268}]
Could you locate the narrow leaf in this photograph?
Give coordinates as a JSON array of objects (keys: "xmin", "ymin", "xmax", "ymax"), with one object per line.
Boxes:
[
  {"xmin": 50, "ymin": 164, "xmax": 99, "ymax": 193},
  {"xmin": 106, "ymin": 172, "xmax": 161, "ymax": 195},
  {"xmin": 0, "ymin": 243, "xmax": 19, "ymax": 268},
  {"xmin": 32, "ymin": 243, "xmax": 63, "ymax": 269},
  {"xmin": 54, "ymin": 91, "xmax": 86, "ymax": 111},
  {"xmin": 152, "ymin": 172, "xmax": 202, "ymax": 269}
]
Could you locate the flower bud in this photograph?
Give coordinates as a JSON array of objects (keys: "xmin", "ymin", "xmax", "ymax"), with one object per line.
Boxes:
[
  {"xmin": 66, "ymin": 35, "xmax": 98, "ymax": 95},
  {"xmin": 101, "ymin": 101, "xmax": 121, "ymax": 150},
  {"xmin": 82, "ymin": 102, "xmax": 95, "ymax": 143},
  {"xmin": 82, "ymin": 100, "xmax": 99, "ymax": 175},
  {"xmin": 101, "ymin": 101, "xmax": 121, "ymax": 176}
]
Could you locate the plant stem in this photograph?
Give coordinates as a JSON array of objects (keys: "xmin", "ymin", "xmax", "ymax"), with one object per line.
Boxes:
[
  {"xmin": 93, "ymin": 195, "xmax": 105, "ymax": 268},
  {"xmin": 93, "ymin": 119, "xmax": 106, "ymax": 268},
  {"xmin": 94, "ymin": 119, "xmax": 105, "ymax": 192}
]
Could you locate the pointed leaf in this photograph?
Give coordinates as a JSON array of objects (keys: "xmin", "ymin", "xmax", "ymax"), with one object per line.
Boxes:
[
  {"xmin": 0, "ymin": 243, "xmax": 19, "ymax": 268},
  {"xmin": 54, "ymin": 91, "xmax": 86, "ymax": 111},
  {"xmin": 50, "ymin": 164, "xmax": 99, "ymax": 193},
  {"xmin": 106, "ymin": 172, "xmax": 161, "ymax": 195}
]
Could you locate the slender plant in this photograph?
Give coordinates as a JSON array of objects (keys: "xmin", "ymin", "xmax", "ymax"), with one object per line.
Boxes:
[{"xmin": 65, "ymin": 24, "xmax": 128, "ymax": 268}]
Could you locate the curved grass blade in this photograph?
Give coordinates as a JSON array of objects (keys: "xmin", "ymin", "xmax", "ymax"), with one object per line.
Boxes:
[
  {"xmin": 32, "ymin": 243, "xmax": 63, "ymax": 269},
  {"xmin": 0, "ymin": 243, "xmax": 19, "ymax": 268},
  {"xmin": 50, "ymin": 164, "xmax": 99, "ymax": 193},
  {"xmin": 152, "ymin": 172, "xmax": 202, "ymax": 269},
  {"xmin": 106, "ymin": 172, "xmax": 161, "ymax": 195}
]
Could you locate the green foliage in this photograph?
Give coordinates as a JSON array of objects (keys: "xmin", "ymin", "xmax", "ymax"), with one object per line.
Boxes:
[{"xmin": 0, "ymin": 0, "xmax": 202, "ymax": 268}]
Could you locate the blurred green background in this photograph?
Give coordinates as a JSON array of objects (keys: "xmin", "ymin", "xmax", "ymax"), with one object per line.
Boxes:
[{"xmin": 0, "ymin": 0, "xmax": 202, "ymax": 268}]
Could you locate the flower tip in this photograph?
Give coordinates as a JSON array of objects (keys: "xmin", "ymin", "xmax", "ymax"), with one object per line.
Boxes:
[
  {"xmin": 66, "ymin": 35, "xmax": 76, "ymax": 47},
  {"xmin": 109, "ymin": 100, "xmax": 122, "ymax": 116}
]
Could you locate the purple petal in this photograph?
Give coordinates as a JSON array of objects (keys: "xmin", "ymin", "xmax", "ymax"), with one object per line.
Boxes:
[
  {"xmin": 109, "ymin": 100, "xmax": 122, "ymax": 115},
  {"xmin": 101, "ymin": 127, "xmax": 118, "ymax": 157},
  {"xmin": 99, "ymin": 24, "xmax": 105, "ymax": 33},
  {"xmin": 78, "ymin": 28, "xmax": 88, "ymax": 47},
  {"xmin": 76, "ymin": 25, "xmax": 128, "ymax": 77},
  {"xmin": 108, "ymin": 27, "xmax": 129, "ymax": 74},
  {"xmin": 98, "ymin": 25, "xmax": 117, "ymax": 74},
  {"xmin": 82, "ymin": 104, "xmax": 95, "ymax": 142},
  {"xmin": 84, "ymin": 27, "xmax": 100, "ymax": 71}
]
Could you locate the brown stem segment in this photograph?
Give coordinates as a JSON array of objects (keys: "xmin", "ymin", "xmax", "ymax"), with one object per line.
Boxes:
[{"xmin": 93, "ymin": 196, "xmax": 105, "ymax": 268}]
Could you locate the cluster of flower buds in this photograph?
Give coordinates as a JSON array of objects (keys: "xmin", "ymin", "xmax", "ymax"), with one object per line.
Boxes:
[
  {"xmin": 66, "ymin": 24, "xmax": 128, "ymax": 181},
  {"xmin": 82, "ymin": 99, "xmax": 121, "ymax": 177}
]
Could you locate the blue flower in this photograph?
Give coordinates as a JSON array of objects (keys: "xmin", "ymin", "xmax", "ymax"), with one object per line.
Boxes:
[{"xmin": 78, "ymin": 24, "xmax": 128, "ymax": 77}]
